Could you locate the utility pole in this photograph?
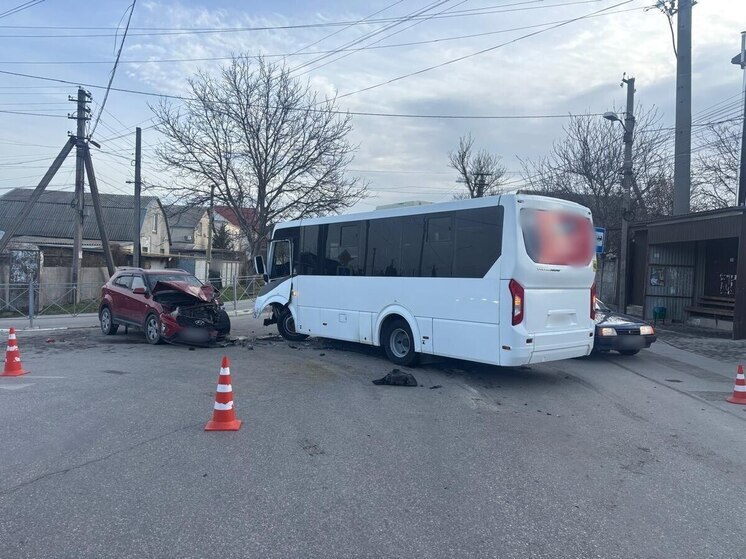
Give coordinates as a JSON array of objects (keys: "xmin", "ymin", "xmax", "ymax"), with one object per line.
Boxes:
[
  {"xmin": 672, "ymin": 0, "xmax": 692, "ymax": 215},
  {"xmin": 0, "ymin": 88, "xmax": 115, "ymax": 279},
  {"xmin": 605, "ymin": 77, "xmax": 636, "ymax": 312},
  {"xmin": 732, "ymin": 32, "xmax": 746, "ymax": 206},
  {"xmin": 133, "ymin": 127, "xmax": 142, "ymax": 267},
  {"xmin": 206, "ymin": 184, "xmax": 215, "ymax": 283},
  {"xmin": 619, "ymin": 76, "xmax": 636, "ymax": 313},
  {"xmin": 69, "ymin": 88, "xmax": 91, "ymax": 300},
  {"xmin": 474, "ymin": 172, "xmax": 490, "ymax": 198}
]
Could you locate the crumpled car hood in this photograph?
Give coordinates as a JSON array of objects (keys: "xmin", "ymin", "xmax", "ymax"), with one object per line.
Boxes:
[
  {"xmin": 152, "ymin": 280, "xmax": 215, "ymax": 303},
  {"xmin": 595, "ymin": 310, "xmax": 646, "ymax": 327}
]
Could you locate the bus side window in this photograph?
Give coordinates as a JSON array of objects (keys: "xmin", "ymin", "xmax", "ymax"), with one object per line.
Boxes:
[
  {"xmin": 454, "ymin": 206, "xmax": 503, "ymax": 277},
  {"xmin": 366, "ymin": 218, "xmax": 403, "ymax": 276},
  {"xmin": 400, "ymin": 216, "xmax": 424, "ymax": 277},
  {"xmin": 422, "ymin": 215, "xmax": 453, "ymax": 277},
  {"xmin": 325, "ymin": 222, "xmax": 364, "ymax": 276},
  {"xmin": 299, "ymin": 225, "xmax": 319, "ymax": 275}
]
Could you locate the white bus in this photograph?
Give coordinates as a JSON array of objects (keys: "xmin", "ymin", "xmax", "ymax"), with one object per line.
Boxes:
[{"xmin": 253, "ymin": 194, "xmax": 596, "ymax": 367}]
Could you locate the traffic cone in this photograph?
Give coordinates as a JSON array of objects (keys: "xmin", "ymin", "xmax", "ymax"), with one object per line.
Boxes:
[
  {"xmin": 726, "ymin": 364, "xmax": 746, "ymax": 405},
  {"xmin": 205, "ymin": 356, "xmax": 242, "ymax": 431},
  {"xmin": 2, "ymin": 328, "xmax": 28, "ymax": 377}
]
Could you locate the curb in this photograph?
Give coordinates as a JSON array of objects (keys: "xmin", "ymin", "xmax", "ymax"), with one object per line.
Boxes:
[{"xmin": 0, "ymin": 326, "xmax": 72, "ymax": 333}]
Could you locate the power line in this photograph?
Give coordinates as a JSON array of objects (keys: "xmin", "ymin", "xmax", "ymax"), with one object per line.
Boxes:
[
  {"xmin": 89, "ymin": 0, "xmax": 136, "ymax": 139},
  {"xmin": 336, "ymin": 0, "xmax": 639, "ymax": 100},
  {"xmin": 0, "ymin": 0, "xmax": 45, "ymax": 20},
  {"xmin": 0, "ymin": 0, "xmax": 616, "ymax": 37},
  {"xmin": 0, "ymin": 108, "xmax": 67, "ymax": 117},
  {"xmin": 286, "ymin": 0, "xmax": 405, "ymax": 58},
  {"xmin": 0, "ymin": 7, "xmax": 643, "ymax": 67},
  {"xmin": 289, "ymin": 0, "xmax": 456, "ymax": 75},
  {"xmin": 0, "ymin": 69, "xmax": 611, "ymax": 121}
]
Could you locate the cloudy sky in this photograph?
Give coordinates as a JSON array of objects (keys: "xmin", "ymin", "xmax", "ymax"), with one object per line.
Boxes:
[{"xmin": 0, "ymin": 0, "xmax": 744, "ymax": 211}]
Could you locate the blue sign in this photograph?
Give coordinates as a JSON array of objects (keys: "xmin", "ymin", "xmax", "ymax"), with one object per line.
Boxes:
[{"xmin": 595, "ymin": 227, "xmax": 605, "ymax": 254}]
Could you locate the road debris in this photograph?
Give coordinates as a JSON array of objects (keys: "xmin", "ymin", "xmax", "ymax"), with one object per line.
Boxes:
[{"xmin": 372, "ymin": 369, "xmax": 417, "ymax": 387}]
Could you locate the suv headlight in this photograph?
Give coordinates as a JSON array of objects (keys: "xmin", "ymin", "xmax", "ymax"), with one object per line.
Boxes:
[
  {"xmin": 640, "ymin": 325, "xmax": 654, "ymax": 336},
  {"xmin": 599, "ymin": 327, "xmax": 617, "ymax": 336}
]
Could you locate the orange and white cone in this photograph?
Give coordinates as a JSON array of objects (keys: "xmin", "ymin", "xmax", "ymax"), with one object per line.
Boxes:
[
  {"xmin": 205, "ymin": 356, "xmax": 242, "ymax": 431},
  {"xmin": 2, "ymin": 328, "xmax": 28, "ymax": 377},
  {"xmin": 726, "ymin": 364, "xmax": 746, "ymax": 405}
]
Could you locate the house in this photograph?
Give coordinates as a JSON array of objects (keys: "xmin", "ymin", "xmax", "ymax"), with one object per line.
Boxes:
[
  {"xmin": 164, "ymin": 205, "xmax": 233, "ymax": 252},
  {"xmin": 214, "ymin": 206, "xmax": 256, "ymax": 252},
  {"xmin": 0, "ymin": 188, "xmax": 172, "ymax": 292},
  {"xmin": 163, "ymin": 205, "xmax": 245, "ymax": 282}
]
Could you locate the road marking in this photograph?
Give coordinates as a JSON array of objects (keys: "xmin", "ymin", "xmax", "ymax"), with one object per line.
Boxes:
[{"xmin": 0, "ymin": 384, "xmax": 34, "ymax": 390}]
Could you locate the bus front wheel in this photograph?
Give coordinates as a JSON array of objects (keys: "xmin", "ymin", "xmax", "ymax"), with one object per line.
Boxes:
[
  {"xmin": 277, "ymin": 308, "xmax": 308, "ymax": 342},
  {"xmin": 382, "ymin": 318, "xmax": 419, "ymax": 367}
]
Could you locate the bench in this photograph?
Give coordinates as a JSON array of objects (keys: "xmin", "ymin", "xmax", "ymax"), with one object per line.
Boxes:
[{"xmin": 685, "ymin": 296, "xmax": 735, "ymax": 320}]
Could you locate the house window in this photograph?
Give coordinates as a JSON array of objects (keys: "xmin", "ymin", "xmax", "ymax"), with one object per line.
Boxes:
[{"xmin": 152, "ymin": 215, "xmax": 158, "ymax": 233}]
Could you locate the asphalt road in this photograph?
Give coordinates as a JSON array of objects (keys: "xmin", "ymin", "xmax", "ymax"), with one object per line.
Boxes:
[{"xmin": 1, "ymin": 316, "xmax": 745, "ymax": 559}]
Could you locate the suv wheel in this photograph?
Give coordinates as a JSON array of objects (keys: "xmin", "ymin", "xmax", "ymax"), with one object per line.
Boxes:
[
  {"xmin": 144, "ymin": 313, "xmax": 163, "ymax": 345},
  {"xmin": 100, "ymin": 306, "xmax": 119, "ymax": 335}
]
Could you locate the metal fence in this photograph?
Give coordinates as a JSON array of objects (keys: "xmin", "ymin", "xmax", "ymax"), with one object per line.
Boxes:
[{"xmin": 0, "ymin": 275, "xmax": 264, "ymax": 328}]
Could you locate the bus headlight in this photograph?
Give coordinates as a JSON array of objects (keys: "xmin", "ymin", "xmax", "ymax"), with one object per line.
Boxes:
[
  {"xmin": 599, "ymin": 327, "xmax": 617, "ymax": 337},
  {"xmin": 640, "ymin": 325, "xmax": 654, "ymax": 336}
]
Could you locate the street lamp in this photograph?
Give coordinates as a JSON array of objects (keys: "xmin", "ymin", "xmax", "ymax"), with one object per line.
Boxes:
[{"xmin": 603, "ymin": 111, "xmax": 623, "ymax": 125}]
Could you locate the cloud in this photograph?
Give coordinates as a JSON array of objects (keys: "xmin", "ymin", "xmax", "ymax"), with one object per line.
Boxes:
[{"xmin": 6, "ymin": 0, "xmax": 743, "ymax": 209}]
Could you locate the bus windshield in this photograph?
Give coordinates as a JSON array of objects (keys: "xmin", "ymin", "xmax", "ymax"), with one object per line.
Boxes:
[{"xmin": 520, "ymin": 208, "xmax": 593, "ymax": 266}]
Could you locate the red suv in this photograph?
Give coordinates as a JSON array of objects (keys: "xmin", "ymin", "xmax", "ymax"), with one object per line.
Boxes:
[{"xmin": 99, "ymin": 268, "xmax": 230, "ymax": 345}]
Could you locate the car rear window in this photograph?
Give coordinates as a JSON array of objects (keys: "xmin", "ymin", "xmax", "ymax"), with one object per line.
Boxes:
[{"xmin": 520, "ymin": 208, "xmax": 593, "ymax": 266}]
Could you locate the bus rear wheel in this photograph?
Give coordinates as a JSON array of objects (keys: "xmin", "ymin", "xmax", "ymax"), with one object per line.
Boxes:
[
  {"xmin": 277, "ymin": 308, "xmax": 308, "ymax": 342},
  {"xmin": 382, "ymin": 318, "xmax": 419, "ymax": 367}
]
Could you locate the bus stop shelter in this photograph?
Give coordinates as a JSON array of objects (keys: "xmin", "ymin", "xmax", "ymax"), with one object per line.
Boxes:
[{"xmin": 626, "ymin": 207, "xmax": 746, "ymax": 339}]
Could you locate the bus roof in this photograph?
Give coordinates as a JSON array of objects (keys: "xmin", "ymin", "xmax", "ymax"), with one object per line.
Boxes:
[{"xmin": 274, "ymin": 193, "xmax": 590, "ymax": 230}]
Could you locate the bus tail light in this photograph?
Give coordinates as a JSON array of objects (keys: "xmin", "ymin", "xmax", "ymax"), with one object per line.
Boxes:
[
  {"xmin": 509, "ymin": 279, "xmax": 524, "ymax": 325},
  {"xmin": 591, "ymin": 282, "xmax": 597, "ymax": 320}
]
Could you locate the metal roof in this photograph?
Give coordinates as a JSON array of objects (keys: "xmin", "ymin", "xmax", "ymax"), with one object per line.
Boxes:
[
  {"xmin": 164, "ymin": 205, "xmax": 206, "ymax": 229},
  {"xmin": 0, "ymin": 188, "xmax": 162, "ymax": 243}
]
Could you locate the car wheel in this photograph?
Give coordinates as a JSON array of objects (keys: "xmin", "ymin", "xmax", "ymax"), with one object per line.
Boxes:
[
  {"xmin": 277, "ymin": 308, "xmax": 308, "ymax": 342},
  {"xmin": 618, "ymin": 349, "xmax": 639, "ymax": 356},
  {"xmin": 99, "ymin": 306, "xmax": 119, "ymax": 335},
  {"xmin": 216, "ymin": 309, "xmax": 231, "ymax": 337},
  {"xmin": 144, "ymin": 313, "xmax": 163, "ymax": 345},
  {"xmin": 382, "ymin": 318, "xmax": 419, "ymax": 367}
]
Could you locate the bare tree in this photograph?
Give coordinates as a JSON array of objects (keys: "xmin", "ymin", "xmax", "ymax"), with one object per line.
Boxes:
[
  {"xmin": 152, "ymin": 56, "xmax": 366, "ymax": 258},
  {"xmin": 448, "ymin": 134, "xmax": 508, "ymax": 198},
  {"xmin": 691, "ymin": 120, "xmax": 740, "ymax": 210},
  {"xmin": 519, "ymin": 106, "xmax": 674, "ymax": 253}
]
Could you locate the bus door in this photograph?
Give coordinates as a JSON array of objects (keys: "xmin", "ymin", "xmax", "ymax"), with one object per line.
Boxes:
[{"xmin": 254, "ymin": 239, "xmax": 293, "ymax": 315}]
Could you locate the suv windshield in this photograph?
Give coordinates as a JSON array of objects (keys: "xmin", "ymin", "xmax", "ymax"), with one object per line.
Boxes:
[{"xmin": 146, "ymin": 273, "xmax": 203, "ymax": 290}]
